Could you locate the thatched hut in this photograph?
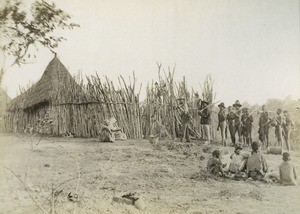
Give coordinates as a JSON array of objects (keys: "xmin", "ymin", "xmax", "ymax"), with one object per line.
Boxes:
[
  {"xmin": 6, "ymin": 55, "xmax": 142, "ymax": 138},
  {"xmin": 6, "ymin": 55, "xmax": 84, "ymax": 135}
]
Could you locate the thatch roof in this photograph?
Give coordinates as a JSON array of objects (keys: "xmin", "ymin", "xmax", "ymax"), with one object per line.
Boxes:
[{"xmin": 8, "ymin": 55, "xmax": 83, "ymax": 111}]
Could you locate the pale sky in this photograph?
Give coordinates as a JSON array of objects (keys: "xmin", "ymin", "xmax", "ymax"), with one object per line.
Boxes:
[{"xmin": 1, "ymin": 0, "xmax": 299, "ymax": 105}]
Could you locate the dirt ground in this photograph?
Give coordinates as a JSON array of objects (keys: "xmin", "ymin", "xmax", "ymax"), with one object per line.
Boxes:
[{"xmin": 0, "ymin": 133, "xmax": 300, "ymax": 214}]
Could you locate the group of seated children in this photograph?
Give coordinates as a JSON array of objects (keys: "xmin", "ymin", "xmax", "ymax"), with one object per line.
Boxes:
[{"xmin": 207, "ymin": 141, "xmax": 297, "ymax": 186}]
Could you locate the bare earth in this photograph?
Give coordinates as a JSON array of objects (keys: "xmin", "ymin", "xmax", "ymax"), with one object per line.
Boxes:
[{"xmin": 0, "ymin": 134, "xmax": 300, "ymax": 214}]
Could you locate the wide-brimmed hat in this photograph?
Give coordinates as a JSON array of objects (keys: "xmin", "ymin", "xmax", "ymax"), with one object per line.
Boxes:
[
  {"xmin": 233, "ymin": 100, "xmax": 242, "ymax": 107},
  {"xmin": 218, "ymin": 102, "xmax": 225, "ymax": 108}
]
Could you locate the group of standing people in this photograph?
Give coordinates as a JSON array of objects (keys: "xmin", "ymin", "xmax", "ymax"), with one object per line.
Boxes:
[
  {"xmin": 178, "ymin": 96, "xmax": 293, "ymax": 151},
  {"xmin": 218, "ymin": 101, "xmax": 293, "ymax": 151},
  {"xmin": 258, "ymin": 106, "xmax": 293, "ymax": 151},
  {"xmin": 176, "ymin": 96, "xmax": 296, "ymax": 186},
  {"xmin": 217, "ymin": 100, "xmax": 253, "ymax": 147},
  {"xmin": 178, "ymin": 93, "xmax": 211, "ymax": 144}
]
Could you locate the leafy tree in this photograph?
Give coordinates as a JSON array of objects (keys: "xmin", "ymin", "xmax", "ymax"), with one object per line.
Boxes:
[{"xmin": 0, "ymin": 0, "xmax": 79, "ymax": 83}]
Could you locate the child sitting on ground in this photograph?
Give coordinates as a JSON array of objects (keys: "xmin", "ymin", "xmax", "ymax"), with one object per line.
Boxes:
[
  {"xmin": 279, "ymin": 152, "xmax": 297, "ymax": 186},
  {"xmin": 207, "ymin": 150, "xmax": 225, "ymax": 177},
  {"xmin": 228, "ymin": 144, "xmax": 248, "ymax": 174},
  {"xmin": 246, "ymin": 141, "xmax": 268, "ymax": 180}
]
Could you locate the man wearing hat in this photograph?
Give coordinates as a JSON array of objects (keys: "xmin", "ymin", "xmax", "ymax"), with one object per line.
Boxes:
[
  {"xmin": 199, "ymin": 100, "xmax": 211, "ymax": 144},
  {"xmin": 217, "ymin": 102, "xmax": 227, "ymax": 146},
  {"xmin": 241, "ymin": 107, "xmax": 253, "ymax": 146},
  {"xmin": 227, "ymin": 100, "xmax": 243, "ymax": 145}
]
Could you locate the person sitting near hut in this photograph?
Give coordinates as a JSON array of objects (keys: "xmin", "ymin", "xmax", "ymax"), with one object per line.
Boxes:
[
  {"xmin": 198, "ymin": 100, "xmax": 211, "ymax": 144},
  {"xmin": 109, "ymin": 117, "xmax": 127, "ymax": 140},
  {"xmin": 99, "ymin": 117, "xmax": 126, "ymax": 142},
  {"xmin": 246, "ymin": 141, "xmax": 268, "ymax": 181},
  {"xmin": 207, "ymin": 150, "xmax": 225, "ymax": 177}
]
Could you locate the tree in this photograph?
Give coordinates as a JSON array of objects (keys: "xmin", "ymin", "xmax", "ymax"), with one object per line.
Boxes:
[{"xmin": 0, "ymin": 0, "xmax": 79, "ymax": 83}]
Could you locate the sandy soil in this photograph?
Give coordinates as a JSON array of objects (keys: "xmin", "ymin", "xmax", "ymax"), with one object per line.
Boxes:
[{"xmin": 0, "ymin": 133, "xmax": 300, "ymax": 214}]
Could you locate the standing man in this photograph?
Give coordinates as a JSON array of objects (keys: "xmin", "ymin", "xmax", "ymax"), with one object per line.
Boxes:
[
  {"xmin": 241, "ymin": 108, "xmax": 247, "ymax": 144},
  {"xmin": 283, "ymin": 110, "xmax": 293, "ymax": 151},
  {"xmin": 217, "ymin": 102, "xmax": 227, "ymax": 146},
  {"xmin": 194, "ymin": 92, "xmax": 202, "ymax": 136},
  {"xmin": 275, "ymin": 108, "xmax": 284, "ymax": 148},
  {"xmin": 232, "ymin": 100, "xmax": 243, "ymax": 144},
  {"xmin": 227, "ymin": 106, "xmax": 236, "ymax": 145},
  {"xmin": 258, "ymin": 105, "xmax": 271, "ymax": 148},
  {"xmin": 199, "ymin": 100, "xmax": 211, "ymax": 144},
  {"xmin": 178, "ymin": 97, "xmax": 191, "ymax": 143},
  {"xmin": 241, "ymin": 108, "xmax": 253, "ymax": 146}
]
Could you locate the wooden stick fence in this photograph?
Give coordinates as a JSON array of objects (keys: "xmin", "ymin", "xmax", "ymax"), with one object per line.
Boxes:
[
  {"xmin": 4, "ymin": 66, "xmax": 216, "ymax": 140},
  {"xmin": 4, "ymin": 73, "xmax": 142, "ymax": 138},
  {"xmin": 143, "ymin": 66, "xmax": 217, "ymax": 140}
]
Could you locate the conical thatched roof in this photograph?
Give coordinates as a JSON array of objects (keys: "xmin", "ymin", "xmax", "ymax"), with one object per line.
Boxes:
[{"xmin": 8, "ymin": 55, "xmax": 82, "ymax": 111}]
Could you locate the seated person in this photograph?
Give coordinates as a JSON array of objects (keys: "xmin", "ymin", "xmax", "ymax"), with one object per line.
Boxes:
[
  {"xmin": 109, "ymin": 117, "xmax": 127, "ymax": 140},
  {"xmin": 228, "ymin": 144, "xmax": 248, "ymax": 174},
  {"xmin": 246, "ymin": 141, "xmax": 268, "ymax": 180},
  {"xmin": 100, "ymin": 117, "xmax": 126, "ymax": 142},
  {"xmin": 207, "ymin": 150, "xmax": 225, "ymax": 177},
  {"xmin": 279, "ymin": 152, "xmax": 297, "ymax": 186}
]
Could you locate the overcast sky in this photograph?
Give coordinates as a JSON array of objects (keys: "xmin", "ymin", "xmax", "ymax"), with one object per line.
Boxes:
[{"xmin": 1, "ymin": 0, "xmax": 299, "ymax": 105}]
